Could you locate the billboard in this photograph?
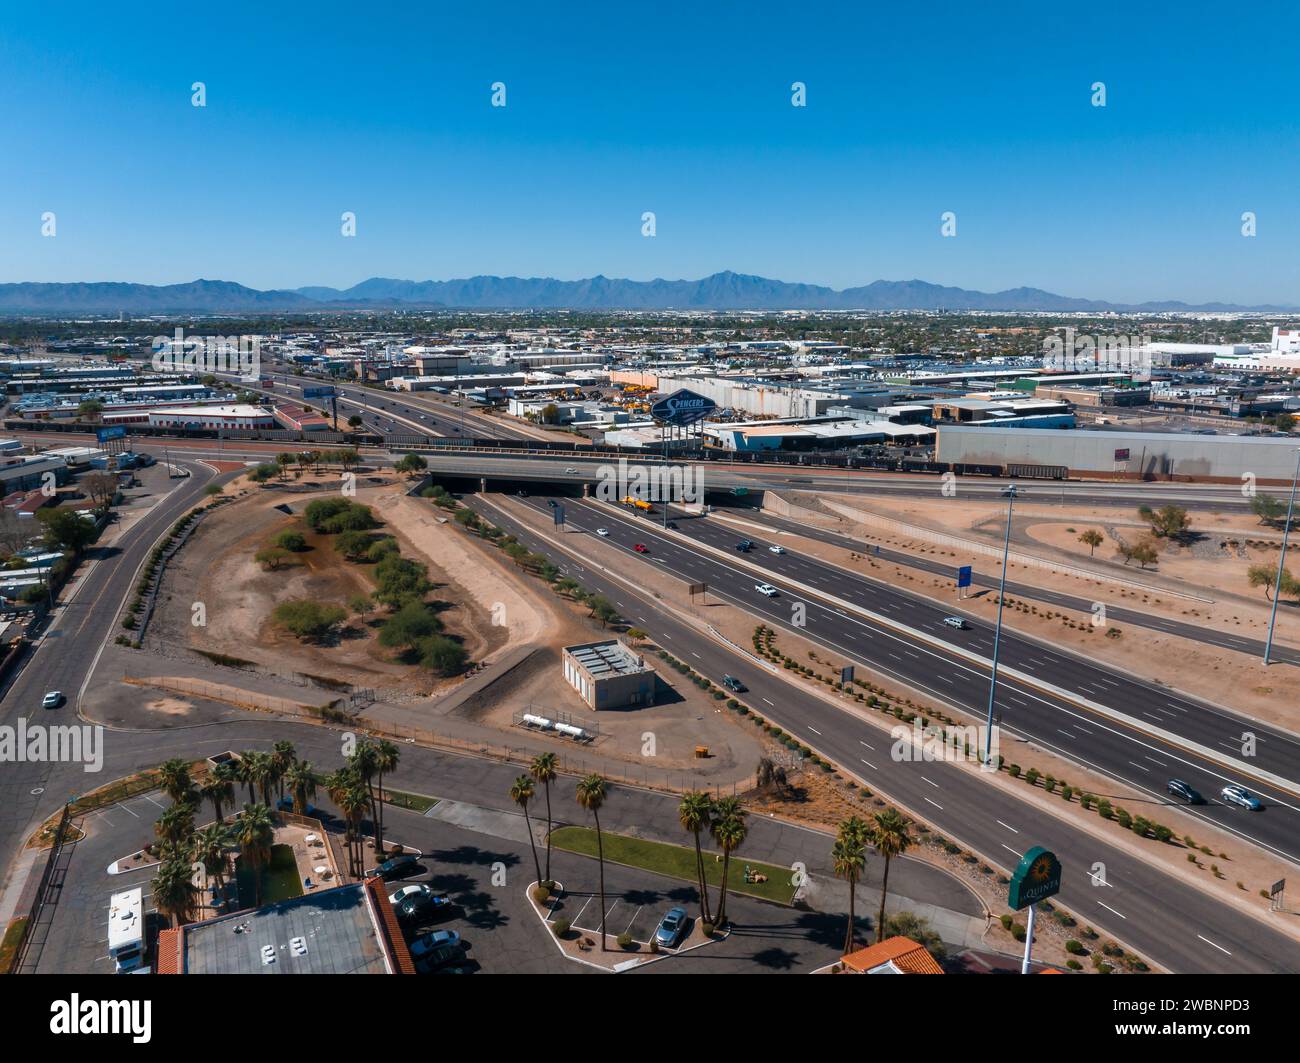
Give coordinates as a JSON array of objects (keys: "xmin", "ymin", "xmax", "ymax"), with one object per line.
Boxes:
[
  {"xmin": 956, "ymin": 565, "xmax": 972, "ymax": 588},
  {"xmin": 96, "ymin": 426, "xmax": 127, "ymax": 442},
  {"xmin": 302, "ymin": 385, "xmax": 336, "ymax": 399},
  {"xmin": 650, "ymin": 389, "xmax": 717, "ymax": 427}
]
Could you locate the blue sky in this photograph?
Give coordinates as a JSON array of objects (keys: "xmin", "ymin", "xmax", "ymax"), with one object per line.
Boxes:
[{"xmin": 3, "ymin": 1, "xmax": 1299, "ymax": 304}]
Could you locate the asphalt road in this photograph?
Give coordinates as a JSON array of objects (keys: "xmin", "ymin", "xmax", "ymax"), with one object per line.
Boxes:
[
  {"xmin": 517, "ymin": 493, "xmax": 1300, "ymax": 868},
  {"xmin": 466, "ymin": 494, "xmax": 1300, "ymax": 973}
]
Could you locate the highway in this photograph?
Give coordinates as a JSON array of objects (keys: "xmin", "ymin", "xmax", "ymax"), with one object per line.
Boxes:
[
  {"xmin": 509, "ymin": 492, "xmax": 1300, "ymax": 868},
  {"xmin": 468, "ymin": 494, "xmax": 1300, "ymax": 973}
]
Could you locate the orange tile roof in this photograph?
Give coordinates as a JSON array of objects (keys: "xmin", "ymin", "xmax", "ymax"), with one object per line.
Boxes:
[
  {"xmin": 841, "ymin": 936, "xmax": 944, "ymax": 975},
  {"xmin": 365, "ymin": 876, "xmax": 416, "ymax": 975},
  {"xmin": 155, "ymin": 927, "xmax": 183, "ymax": 974}
]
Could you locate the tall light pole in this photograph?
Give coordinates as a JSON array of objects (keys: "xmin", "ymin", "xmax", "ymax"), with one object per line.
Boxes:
[
  {"xmin": 1263, "ymin": 447, "xmax": 1300, "ymax": 666},
  {"xmin": 983, "ymin": 484, "xmax": 1018, "ymax": 765}
]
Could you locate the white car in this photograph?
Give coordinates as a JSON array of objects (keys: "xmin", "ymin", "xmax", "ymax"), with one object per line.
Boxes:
[
  {"xmin": 596, "ymin": 528, "xmax": 610, "ymax": 537},
  {"xmin": 755, "ymin": 583, "xmax": 778, "ymax": 597},
  {"xmin": 768, "ymin": 545, "xmax": 785, "ymax": 555},
  {"xmin": 564, "ymin": 467, "xmax": 578, "ymax": 474},
  {"xmin": 389, "ymin": 883, "xmax": 432, "ymax": 906},
  {"xmin": 943, "ymin": 616, "xmax": 967, "ymax": 630},
  {"xmin": 41, "ymin": 691, "xmax": 64, "ymax": 709}
]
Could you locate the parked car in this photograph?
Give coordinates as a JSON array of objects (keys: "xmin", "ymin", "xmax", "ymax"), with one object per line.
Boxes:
[
  {"xmin": 409, "ymin": 929, "xmax": 461, "ymax": 957},
  {"xmin": 1167, "ymin": 779, "xmax": 1205, "ymax": 805},
  {"xmin": 389, "ymin": 883, "xmax": 435, "ymax": 906},
  {"xmin": 768, "ymin": 545, "xmax": 785, "ymax": 555},
  {"xmin": 414, "ymin": 943, "xmax": 464, "ymax": 974},
  {"xmin": 397, "ymin": 893, "xmax": 455, "ymax": 927},
  {"xmin": 366, "ymin": 853, "xmax": 420, "ymax": 880},
  {"xmin": 41, "ymin": 691, "xmax": 64, "ymax": 709},
  {"xmin": 276, "ymin": 797, "xmax": 315, "ymax": 815},
  {"xmin": 654, "ymin": 906, "xmax": 689, "ymax": 949},
  {"xmin": 722, "ymin": 675, "xmax": 746, "ymax": 693},
  {"xmin": 754, "ymin": 583, "xmax": 778, "ymax": 597},
  {"xmin": 942, "ymin": 617, "xmax": 967, "ymax": 630},
  {"xmin": 735, "ymin": 540, "xmax": 753, "ymax": 552},
  {"xmin": 1220, "ymin": 784, "xmax": 1262, "ymax": 811},
  {"xmin": 633, "ymin": 543, "xmax": 649, "ymax": 553},
  {"xmin": 596, "ymin": 528, "xmax": 610, "ymax": 537}
]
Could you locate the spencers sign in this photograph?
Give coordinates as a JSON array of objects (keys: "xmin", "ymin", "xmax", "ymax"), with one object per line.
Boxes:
[
  {"xmin": 1008, "ymin": 846, "xmax": 1062, "ymax": 910},
  {"xmin": 650, "ymin": 389, "xmax": 717, "ymax": 427}
]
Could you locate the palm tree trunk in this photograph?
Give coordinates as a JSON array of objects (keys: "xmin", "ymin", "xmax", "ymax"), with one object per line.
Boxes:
[
  {"xmin": 717, "ymin": 851, "xmax": 731, "ymax": 927},
  {"xmin": 594, "ymin": 809, "xmax": 607, "ymax": 950},
  {"xmin": 376, "ymin": 770, "xmax": 386, "ymax": 853},
  {"xmin": 543, "ymin": 782, "xmax": 553, "ymax": 884},
  {"xmin": 877, "ymin": 855, "xmax": 891, "ymax": 944},
  {"xmin": 523, "ymin": 807, "xmax": 542, "ymax": 886},
  {"xmin": 693, "ymin": 829, "xmax": 711, "ymax": 924},
  {"xmin": 844, "ymin": 876, "xmax": 856, "ymax": 954}
]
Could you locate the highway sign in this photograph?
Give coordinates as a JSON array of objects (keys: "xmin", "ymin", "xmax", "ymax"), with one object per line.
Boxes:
[
  {"xmin": 554, "ymin": 503, "xmax": 566, "ymax": 527},
  {"xmin": 1008, "ymin": 846, "xmax": 1062, "ymax": 910},
  {"xmin": 302, "ymin": 385, "xmax": 336, "ymax": 399},
  {"xmin": 956, "ymin": 565, "xmax": 972, "ymax": 589},
  {"xmin": 840, "ymin": 665, "xmax": 855, "ymax": 685},
  {"xmin": 650, "ymin": 389, "xmax": 717, "ymax": 427}
]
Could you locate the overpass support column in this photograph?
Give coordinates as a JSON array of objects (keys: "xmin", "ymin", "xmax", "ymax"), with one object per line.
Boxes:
[{"xmin": 480, "ymin": 477, "xmax": 487, "ymax": 493}]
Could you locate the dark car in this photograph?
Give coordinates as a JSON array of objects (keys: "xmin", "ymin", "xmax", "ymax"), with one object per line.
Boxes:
[
  {"xmin": 1167, "ymin": 779, "xmax": 1205, "ymax": 805},
  {"xmin": 722, "ymin": 675, "xmax": 746, "ymax": 693},
  {"xmin": 735, "ymin": 540, "xmax": 753, "ymax": 552},
  {"xmin": 397, "ymin": 892, "xmax": 455, "ymax": 927},
  {"xmin": 365, "ymin": 853, "xmax": 421, "ymax": 881},
  {"xmin": 414, "ymin": 943, "xmax": 464, "ymax": 973}
]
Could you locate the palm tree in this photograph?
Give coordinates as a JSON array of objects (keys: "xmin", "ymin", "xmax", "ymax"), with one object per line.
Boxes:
[
  {"xmin": 575, "ymin": 774, "xmax": 609, "ymax": 950},
  {"xmin": 510, "ymin": 776, "xmax": 543, "ymax": 887},
  {"xmin": 270, "ymin": 741, "xmax": 297, "ymax": 800},
  {"xmin": 678, "ymin": 791, "xmax": 714, "ymax": 925},
  {"xmin": 870, "ymin": 808, "xmax": 913, "ymax": 944},
  {"xmin": 711, "ymin": 802, "xmax": 748, "ymax": 929},
  {"xmin": 154, "ymin": 803, "xmax": 195, "ymax": 850},
  {"xmin": 151, "ymin": 858, "xmax": 197, "ymax": 927},
  {"xmin": 328, "ymin": 769, "xmax": 371, "ymax": 877},
  {"xmin": 285, "ymin": 760, "xmax": 317, "ymax": 815},
  {"xmin": 530, "ymin": 752, "xmax": 558, "ymax": 886},
  {"xmin": 241, "ymin": 751, "xmax": 274, "ymax": 806},
  {"xmin": 372, "ymin": 741, "xmax": 400, "ymax": 855},
  {"xmin": 235, "ymin": 803, "xmax": 275, "ymax": 908},
  {"xmin": 236, "ymin": 751, "xmax": 259, "ymax": 802},
  {"xmin": 158, "ymin": 758, "xmax": 193, "ymax": 804},
  {"xmin": 199, "ymin": 772, "xmax": 235, "ymax": 826},
  {"xmin": 349, "ymin": 740, "xmax": 381, "ymax": 852},
  {"xmin": 191, "ymin": 821, "xmax": 231, "ymax": 905},
  {"xmin": 831, "ymin": 824, "xmax": 867, "ymax": 954}
]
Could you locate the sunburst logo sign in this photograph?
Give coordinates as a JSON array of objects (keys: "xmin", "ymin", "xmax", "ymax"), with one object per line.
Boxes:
[{"xmin": 1008, "ymin": 846, "xmax": 1062, "ymax": 911}]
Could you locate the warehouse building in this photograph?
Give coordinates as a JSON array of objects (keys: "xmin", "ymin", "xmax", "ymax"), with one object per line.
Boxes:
[
  {"xmin": 562, "ymin": 639, "xmax": 656, "ymax": 709},
  {"xmin": 937, "ymin": 425, "xmax": 1300, "ymax": 484}
]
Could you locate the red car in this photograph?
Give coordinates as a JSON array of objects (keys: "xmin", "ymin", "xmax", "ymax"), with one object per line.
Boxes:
[{"xmin": 633, "ymin": 543, "xmax": 649, "ymax": 553}]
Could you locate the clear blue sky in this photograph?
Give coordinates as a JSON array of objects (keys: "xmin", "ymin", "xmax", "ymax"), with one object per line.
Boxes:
[{"xmin": 3, "ymin": 1, "xmax": 1299, "ymax": 304}]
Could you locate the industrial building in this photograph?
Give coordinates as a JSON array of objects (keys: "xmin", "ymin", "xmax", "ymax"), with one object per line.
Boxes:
[
  {"xmin": 562, "ymin": 639, "xmax": 656, "ymax": 709},
  {"xmin": 937, "ymin": 425, "xmax": 1300, "ymax": 484},
  {"xmin": 146, "ymin": 404, "xmax": 278, "ymax": 430}
]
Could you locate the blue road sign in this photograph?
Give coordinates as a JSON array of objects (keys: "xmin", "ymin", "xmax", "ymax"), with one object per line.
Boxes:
[{"xmin": 957, "ymin": 565, "xmax": 973, "ymax": 588}]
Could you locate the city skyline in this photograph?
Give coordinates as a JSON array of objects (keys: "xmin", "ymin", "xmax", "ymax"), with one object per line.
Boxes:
[{"xmin": 4, "ymin": 2, "xmax": 1300, "ymax": 304}]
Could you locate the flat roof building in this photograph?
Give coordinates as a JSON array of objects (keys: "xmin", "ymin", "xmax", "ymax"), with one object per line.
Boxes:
[{"xmin": 562, "ymin": 639, "xmax": 656, "ymax": 709}]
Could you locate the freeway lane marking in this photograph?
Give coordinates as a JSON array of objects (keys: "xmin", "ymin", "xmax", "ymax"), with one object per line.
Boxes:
[
  {"xmin": 1197, "ymin": 934, "xmax": 1232, "ymax": 956},
  {"xmin": 1127, "ymin": 761, "xmax": 1149, "ymax": 772},
  {"xmin": 996, "ymin": 820, "xmax": 1019, "ymax": 833},
  {"xmin": 860, "ymin": 759, "xmax": 877, "ymax": 771},
  {"xmin": 921, "ymin": 776, "xmax": 940, "ymax": 788},
  {"xmin": 808, "ymin": 726, "xmax": 822, "ymax": 736},
  {"xmin": 1001, "ymin": 844, "xmax": 1021, "ymax": 858},
  {"xmin": 762, "ymin": 697, "xmax": 774, "ymax": 706},
  {"xmin": 924, "ymin": 797, "xmax": 943, "ymax": 810},
  {"xmin": 1098, "ymin": 902, "xmax": 1127, "ymax": 920},
  {"xmin": 859, "ymin": 740, "xmax": 875, "ymax": 751}
]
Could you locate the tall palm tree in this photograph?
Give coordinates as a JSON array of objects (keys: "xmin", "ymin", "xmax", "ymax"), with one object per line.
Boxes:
[
  {"xmin": 191, "ymin": 821, "xmax": 231, "ymax": 905},
  {"xmin": 711, "ymin": 801, "xmax": 748, "ymax": 928},
  {"xmin": 154, "ymin": 803, "xmax": 195, "ymax": 850},
  {"xmin": 151, "ymin": 858, "xmax": 197, "ymax": 927},
  {"xmin": 158, "ymin": 758, "xmax": 193, "ymax": 804},
  {"xmin": 372, "ymin": 741, "xmax": 400, "ymax": 854},
  {"xmin": 242, "ymin": 751, "xmax": 274, "ymax": 806},
  {"xmin": 199, "ymin": 773, "xmax": 235, "ymax": 826},
  {"xmin": 236, "ymin": 751, "xmax": 259, "ymax": 803},
  {"xmin": 285, "ymin": 760, "xmax": 317, "ymax": 815},
  {"xmin": 831, "ymin": 823, "xmax": 867, "ymax": 954},
  {"xmin": 235, "ymin": 803, "xmax": 275, "ymax": 908},
  {"xmin": 510, "ymin": 776, "xmax": 543, "ymax": 887},
  {"xmin": 870, "ymin": 808, "xmax": 913, "ymax": 944},
  {"xmin": 530, "ymin": 752, "xmax": 558, "ymax": 886},
  {"xmin": 270, "ymin": 741, "xmax": 297, "ymax": 800},
  {"xmin": 678, "ymin": 791, "xmax": 714, "ymax": 925},
  {"xmin": 575, "ymin": 774, "xmax": 609, "ymax": 950},
  {"xmin": 349, "ymin": 740, "xmax": 381, "ymax": 852}
]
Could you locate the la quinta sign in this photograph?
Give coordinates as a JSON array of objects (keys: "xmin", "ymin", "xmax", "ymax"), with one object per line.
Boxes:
[{"xmin": 1008, "ymin": 846, "xmax": 1061, "ymax": 911}]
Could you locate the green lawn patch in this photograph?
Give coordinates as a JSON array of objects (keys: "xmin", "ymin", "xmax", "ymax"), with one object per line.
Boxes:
[
  {"xmin": 384, "ymin": 789, "xmax": 439, "ymax": 814},
  {"xmin": 236, "ymin": 843, "xmax": 303, "ymax": 907},
  {"xmin": 550, "ymin": 826, "xmax": 796, "ymax": 905},
  {"xmin": 0, "ymin": 917, "xmax": 30, "ymax": 974}
]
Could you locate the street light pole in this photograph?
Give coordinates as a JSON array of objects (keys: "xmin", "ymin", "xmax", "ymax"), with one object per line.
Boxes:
[
  {"xmin": 983, "ymin": 484, "xmax": 1017, "ymax": 765},
  {"xmin": 1263, "ymin": 448, "xmax": 1300, "ymax": 665}
]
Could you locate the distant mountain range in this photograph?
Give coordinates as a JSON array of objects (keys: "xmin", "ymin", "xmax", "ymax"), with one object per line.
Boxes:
[{"xmin": 0, "ymin": 272, "xmax": 1290, "ymax": 314}]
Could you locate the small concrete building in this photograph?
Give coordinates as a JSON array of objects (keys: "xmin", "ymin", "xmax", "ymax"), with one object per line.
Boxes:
[{"xmin": 562, "ymin": 639, "xmax": 656, "ymax": 709}]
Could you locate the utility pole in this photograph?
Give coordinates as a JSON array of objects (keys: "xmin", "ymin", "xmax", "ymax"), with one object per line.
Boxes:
[
  {"xmin": 1263, "ymin": 447, "xmax": 1300, "ymax": 665},
  {"xmin": 983, "ymin": 484, "xmax": 1018, "ymax": 765}
]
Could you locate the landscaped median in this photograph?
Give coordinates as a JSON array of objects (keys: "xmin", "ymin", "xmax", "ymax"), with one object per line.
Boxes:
[{"xmin": 549, "ymin": 825, "xmax": 798, "ymax": 905}]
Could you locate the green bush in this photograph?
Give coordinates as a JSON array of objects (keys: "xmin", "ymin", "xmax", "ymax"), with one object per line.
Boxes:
[
  {"xmin": 551, "ymin": 918, "xmax": 570, "ymax": 938},
  {"xmin": 1065, "ymin": 939, "xmax": 1085, "ymax": 954}
]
